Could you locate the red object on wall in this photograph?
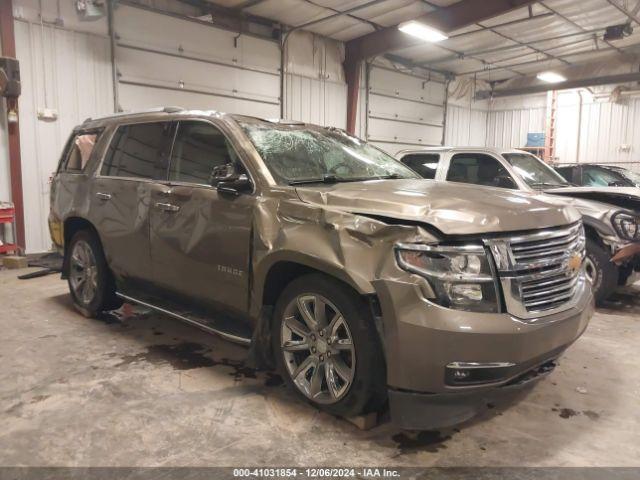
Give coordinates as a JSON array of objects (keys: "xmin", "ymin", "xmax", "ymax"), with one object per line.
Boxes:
[{"xmin": 0, "ymin": 205, "xmax": 18, "ymax": 254}]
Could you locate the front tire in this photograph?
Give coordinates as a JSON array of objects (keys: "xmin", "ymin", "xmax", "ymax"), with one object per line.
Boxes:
[
  {"xmin": 585, "ymin": 239, "xmax": 618, "ymax": 304},
  {"xmin": 67, "ymin": 230, "xmax": 122, "ymax": 317},
  {"xmin": 272, "ymin": 274, "xmax": 386, "ymax": 417}
]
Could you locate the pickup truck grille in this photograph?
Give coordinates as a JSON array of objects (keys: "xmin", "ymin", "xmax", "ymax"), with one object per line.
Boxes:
[{"xmin": 485, "ymin": 222, "xmax": 587, "ymax": 321}]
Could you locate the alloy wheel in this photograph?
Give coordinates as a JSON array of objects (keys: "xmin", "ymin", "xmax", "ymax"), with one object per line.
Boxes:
[
  {"xmin": 69, "ymin": 240, "xmax": 98, "ymax": 306},
  {"xmin": 281, "ymin": 294, "xmax": 356, "ymax": 404},
  {"xmin": 584, "ymin": 257, "xmax": 597, "ymax": 285}
]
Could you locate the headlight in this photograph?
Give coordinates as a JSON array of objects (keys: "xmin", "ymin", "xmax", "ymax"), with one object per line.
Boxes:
[
  {"xmin": 395, "ymin": 243, "xmax": 500, "ymax": 313},
  {"xmin": 612, "ymin": 212, "xmax": 640, "ymax": 241}
]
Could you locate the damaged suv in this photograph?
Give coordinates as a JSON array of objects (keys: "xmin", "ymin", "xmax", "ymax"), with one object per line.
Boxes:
[{"xmin": 49, "ymin": 109, "xmax": 593, "ymax": 429}]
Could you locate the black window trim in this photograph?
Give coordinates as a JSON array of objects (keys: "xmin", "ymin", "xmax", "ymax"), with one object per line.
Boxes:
[
  {"xmin": 95, "ymin": 119, "xmax": 176, "ymax": 183},
  {"xmin": 446, "ymin": 152, "xmax": 518, "ymax": 190},
  {"xmin": 164, "ymin": 118, "xmax": 256, "ymax": 195}
]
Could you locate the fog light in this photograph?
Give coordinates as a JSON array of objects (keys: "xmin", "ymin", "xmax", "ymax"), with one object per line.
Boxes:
[{"xmin": 449, "ymin": 284, "xmax": 483, "ymax": 302}]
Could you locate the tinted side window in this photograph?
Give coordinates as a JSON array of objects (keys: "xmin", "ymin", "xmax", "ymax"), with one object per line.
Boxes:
[
  {"xmin": 169, "ymin": 121, "xmax": 240, "ymax": 184},
  {"xmin": 60, "ymin": 131, "xmax": 102, "ymax": 172},
  {"xmin": 101, "ymin": 122, "xmax": 173, "ymax": 179},
  {"xmin": 555, "ymin": 166, "xmax": 574, "ymax": 182},
  {"xmin": 401, "ymin": 153, "xmax": 440, "ymax": 179},
  {"xmin": 447, "ymin": 153, "xmax": 517, "ymax": 189}
]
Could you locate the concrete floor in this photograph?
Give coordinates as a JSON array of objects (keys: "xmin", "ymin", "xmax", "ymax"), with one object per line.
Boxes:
[{"xmin": 1, "ymin": 267, "xmax": 639, "ymax": 467}]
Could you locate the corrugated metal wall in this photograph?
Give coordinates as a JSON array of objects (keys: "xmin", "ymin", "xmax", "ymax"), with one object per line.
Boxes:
[
  {"xmin": 14, "ymin": 17, "xmax": 113, "ymax": 253},
  {"xmin": 283, "ymin": 31, "xmax": 347, "ymax": 128},
  {"xmin": 556, "ymin": 91, "xmax": 640, "ymax": 164},
  {"xmin": 485, "ymin": 107, "xmax": 546, "ymax": 149},
  {"xmin": 444, "ymin": 104, "xmax": 487, "ymax": 146}
]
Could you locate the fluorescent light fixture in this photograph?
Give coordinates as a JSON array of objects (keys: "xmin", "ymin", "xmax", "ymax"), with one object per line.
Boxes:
[
  {"xmin": 398, "ymin": 21, "xmax": 448, "ymax": 43},
  {"xmin": 537, "ymin": 71, "xmax": 567, "ymax": 83}
]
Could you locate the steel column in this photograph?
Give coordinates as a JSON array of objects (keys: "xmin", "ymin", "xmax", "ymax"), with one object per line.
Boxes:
[{"xmin": 0, "ymin": 0, "xmax": 25, "ymax": 251}]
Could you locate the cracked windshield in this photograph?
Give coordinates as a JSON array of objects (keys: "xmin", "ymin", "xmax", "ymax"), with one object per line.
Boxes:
[{"xmin": 239, "ymin": 121, "xmax": 418, "ymax": 185}]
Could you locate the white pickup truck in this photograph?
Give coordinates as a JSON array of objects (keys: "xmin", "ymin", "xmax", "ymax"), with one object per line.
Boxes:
[{"xmin": 397, "ymin": 147, "xmax": 640, "ymax": 303}]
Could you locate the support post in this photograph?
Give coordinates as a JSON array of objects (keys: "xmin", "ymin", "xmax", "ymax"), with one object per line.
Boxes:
[
  {"xmin": 0, "ymin": 0, "xmax": 25, "ymax": 252},
  {"xmin": 345, "ymin": 54, "xmax": 361, "ymax": 135}
]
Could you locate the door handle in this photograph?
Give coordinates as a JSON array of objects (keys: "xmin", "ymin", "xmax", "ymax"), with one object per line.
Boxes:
[
  {"xmin": 155, "ymin": 202, "xmax": 180, "ymax": 213},
  {"xmin": 96, "ymin": 192, "xmax": 112, "ymax": 201}
]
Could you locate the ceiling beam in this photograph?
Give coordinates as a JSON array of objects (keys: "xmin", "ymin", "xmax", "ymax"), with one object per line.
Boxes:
[
  {"xmin": 475, "ymin": 71, "xmax": 640, "ymax": 99},
  {"xmin": 345, "ymin": 0, "xmax": 538, "ymax": 63},
  {"xmin": 605, "ymin": 0, "xmax": 640, "ymax": 26}
]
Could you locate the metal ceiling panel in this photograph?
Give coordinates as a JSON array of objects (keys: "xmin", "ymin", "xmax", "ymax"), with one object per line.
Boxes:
[
  {"xmin": 542, "ymin": 0, "xmax": 628, "ymax": 30},
  {"xmin": 491, "ymin": 13, "xmax": 583, "ymax": 42},
  {"xmin": 245, "ymin": 0, "xmax": 328, "ymax": 26}
]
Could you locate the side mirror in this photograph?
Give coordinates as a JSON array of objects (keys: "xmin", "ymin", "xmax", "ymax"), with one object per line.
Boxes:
[{"xmin": 216, "ymin": 174, "xmax": 252, "ymax": 196}]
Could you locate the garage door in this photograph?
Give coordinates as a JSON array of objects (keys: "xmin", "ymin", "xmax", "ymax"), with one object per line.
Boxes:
[
  {"xmin": 367, "ymin": 65, "xmax": 446, "ymax": 155},
  {"xmin": 113, "ymin": 3, "xmax": 281, "ymax": 118}
]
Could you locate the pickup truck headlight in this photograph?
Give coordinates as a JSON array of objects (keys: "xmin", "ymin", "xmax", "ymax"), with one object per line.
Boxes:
[
  {"xmin": 612, "ymin": 212, "xmax": 640, "ymax": 241},
  {"xmin": 395, "ymin": 244, "xmax": 500, "ymax": 313}
]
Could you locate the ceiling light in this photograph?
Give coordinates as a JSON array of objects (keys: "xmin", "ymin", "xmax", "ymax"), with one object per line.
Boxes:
[
  {"xmin": 537, "ymin": 71, "xmax": 567, "ymax": 83},
  {"xmin": 398, "ymin": 21, "xmax": 448, "ymax": 43}
]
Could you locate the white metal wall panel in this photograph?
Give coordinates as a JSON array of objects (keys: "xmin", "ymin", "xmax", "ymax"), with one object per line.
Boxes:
[
  {"xmin": 556, "ymin": 96, "xmax": 640, "ymax": 164},
  {"xmin": 485, "ymin": 107, "xmax": 546, "ymax": 149},
  {"xmin": 14, "ymin": 20, "xmax": 113, "ymax": 253},
  {"xmin": 114, "ymin": 3, "xmax": 281, "ymax": 117},
  {"xmin": 367, "ymin": 66, "xmax": 445, "ymax": 154},
  {"xmin": 445, "ymin": 104, "xmax": 488, "ymax": 146},
  {"xmin": 283, "ymin": 74, "xmax": 347, "ymax": 128}
]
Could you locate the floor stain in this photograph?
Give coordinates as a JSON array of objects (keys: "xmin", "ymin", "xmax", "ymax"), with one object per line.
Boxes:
[
  {"xmin": 264, "ymin": 372, "xmax": 284, "ymax": 387},
  {"xmin": 583, "ymin": 410, "xmax": 600, "ymax": 421},
  {"xmin": 29, "ymin": 395, "xmax": 50, "ymax": 404},
  {"xmin": 116, "ymin": 342, "xmax": 216, "ymax": 370},
  {"xmin": 392, "ymin": 430, "xmax": 451, "ymax": 455},
  {"xmin": 557, "ymin": 408, "xmax": 579, "ymax": 419},
  {"xmin": 114, "ymin": 342, "xmax": 261, "ymax": 380},
  {"xmin": 38, "ymin": 334, "xmax": 57, "ymax": 339}
]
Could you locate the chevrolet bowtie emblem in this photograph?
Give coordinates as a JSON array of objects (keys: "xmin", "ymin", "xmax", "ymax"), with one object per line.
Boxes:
[{"xmin": 567, "ymin": 254, "xmax": 582, "ymax": 273}]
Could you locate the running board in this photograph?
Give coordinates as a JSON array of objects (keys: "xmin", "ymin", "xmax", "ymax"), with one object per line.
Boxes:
[{"xmin": 116, "ymin": 292, "xmax": 252, "ymax": 346}]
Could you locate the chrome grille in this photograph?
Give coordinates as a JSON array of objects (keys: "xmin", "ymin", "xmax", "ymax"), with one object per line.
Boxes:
[{"xmin": 485, "ymin": 222, "xmax": 588, "ymax": 321}]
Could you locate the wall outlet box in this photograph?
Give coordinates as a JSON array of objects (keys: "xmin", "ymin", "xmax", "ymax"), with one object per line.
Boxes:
[{"xmin": 37, "ymin": 108, "xmax": 58, "ymax": 121}]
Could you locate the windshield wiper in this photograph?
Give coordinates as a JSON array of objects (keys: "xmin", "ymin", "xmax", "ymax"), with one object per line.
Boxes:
[
  {"xmin": 288, "ymin": 174, "xmax": 375, "ymax": 185},
  {"xmin": 530, "ymin": 182, "xmax": 569, "ymax": 189},
  {"xmin": 376, "ymin": 173, "xmax": 404, "ymax": 179}
]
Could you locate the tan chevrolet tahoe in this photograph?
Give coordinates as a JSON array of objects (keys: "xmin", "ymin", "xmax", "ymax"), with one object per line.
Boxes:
[{"xmin": 49, "ymin": 108, "xmax": 594, "ymax": 429}]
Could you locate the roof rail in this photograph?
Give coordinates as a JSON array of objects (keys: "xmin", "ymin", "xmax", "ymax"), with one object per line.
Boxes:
[{"xmin": 83, "ymin": 106, "xmax": 185, "ymax": 124}]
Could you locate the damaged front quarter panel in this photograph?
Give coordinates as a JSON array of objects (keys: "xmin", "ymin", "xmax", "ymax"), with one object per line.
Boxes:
[{"xmin": 245, "ymin": 189, "xmax": 438, "ymax": 368}]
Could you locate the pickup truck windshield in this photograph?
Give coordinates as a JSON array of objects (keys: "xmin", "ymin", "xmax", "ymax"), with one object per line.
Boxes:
[
  {"xmin": 239, "ymin": 121, "xmax": 418, "ymax": 185},
  {"xmin": 503, "ymin": 152, "xmax": 569, "ymax": 188}
]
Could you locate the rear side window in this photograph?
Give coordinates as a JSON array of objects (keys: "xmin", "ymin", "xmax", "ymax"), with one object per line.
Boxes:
[
  {"xmin": 400, "ymin": 153, "xmax": 440, "ymax": 179},
  {"xmin": 169, "ymin": 121, "xmax": 240, "ymax": 184},
  {"xmin": 447, "ymin": 153, "xmax": 517, "ymax": 189},
  {"xmin": 59, "ymin": 131, "xmax": 101, "ymax": 172},
  {"xmin": 100, "ymin": 122, "xmax": 173, "ymax": 179}
]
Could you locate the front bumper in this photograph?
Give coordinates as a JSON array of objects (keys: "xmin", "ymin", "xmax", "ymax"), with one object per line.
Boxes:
[
  {"xmin": 372, "ymin": 274, "xmax": 594, "ymax": 427},
  {"xmin": 389, "ymin": 357, "xmax": 559, "ymax": 430}
]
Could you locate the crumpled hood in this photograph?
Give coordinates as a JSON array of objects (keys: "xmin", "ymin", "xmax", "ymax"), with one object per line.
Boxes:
[
  {"xmin": 295, "ymin": 179, "xmax": 580, "ymax": 236},
  {"xmin": 544, "ymin": 186, "xmax": 640, "ymax": 213}
]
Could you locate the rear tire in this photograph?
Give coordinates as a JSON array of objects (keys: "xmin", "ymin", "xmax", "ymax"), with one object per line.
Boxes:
[
  {"xmin": 67, "ymin": 230, "xmax": 122, "ymax": 317},
  {"xmin": 272, "ymin": 273, "xmax": 386, "ymax": 417},
  {"xmin": 585, "ymin": 239, "xmax": 618, "ymax": 305}
]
